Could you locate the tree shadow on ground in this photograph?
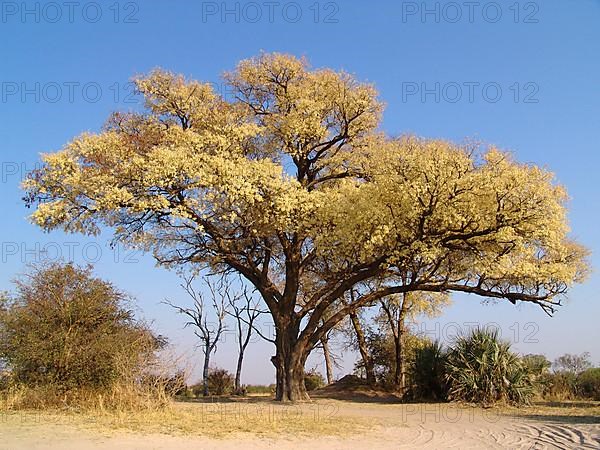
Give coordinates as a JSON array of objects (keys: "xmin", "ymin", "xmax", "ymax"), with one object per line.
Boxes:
[
  {"xmin": 532, "ymin": 401, "xmax": 600, "ymax": 409},
  {"xmin": 515, "ymin": 414, "xmax": 600, "ymax": 425},
  {"xmin": 177, "ymin": 390, "xmax": 405, "ymax": 405},
  {"xmin": 309, "ymin": 389, "xmax": 404, "ymax": 404},
  {"xmin": 510, "ymin": 400, "xmax": 600, "ymax": 425},
  {"xmin": 176, "ymin": 394, "xmax": 276, "ymax": 404}
]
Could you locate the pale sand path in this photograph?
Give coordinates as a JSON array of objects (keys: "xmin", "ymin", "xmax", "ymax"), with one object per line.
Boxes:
[{"xmin": 1, "ymin": 401, "xmax": 598, "ymax": 449}]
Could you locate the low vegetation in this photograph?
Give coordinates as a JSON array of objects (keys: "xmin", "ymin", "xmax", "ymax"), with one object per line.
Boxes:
[
  {"xmin": 0, "ymin": 263, "xmax": 176, "ymax": 412},
  {"xmin": 245, "ymin": 384, "xmax": 276, "ymax": 395},
  {"xmin": 577, "ymin": 368, "xmax": 600, "ymax": 400},
  {"xmin": 304, "ymin": 369, "xmax": 326, "ymax": 391},
  {"xmin": 445, "ymin": 328, "xmax": 533, "ymax": 405},
  {"xmin": 350, "ymin": 325, "xmax": 599, "ymax": 407}
]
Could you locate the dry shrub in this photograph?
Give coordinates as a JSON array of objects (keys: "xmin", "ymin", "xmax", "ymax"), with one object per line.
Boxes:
[
  {"xmin": 0, "ymin": 350, "xmax": 183, "ymax": 412},
  {"xmin": 0, "ymin": 263, "xmax": 183, "ymax": 412},
  {"xmin": 206, "ymin": 368, "xmax": 234, "ymax": 396},
  {"xmin": 539, "ymin": 371, "xmax": 578, "ymax": 401}
]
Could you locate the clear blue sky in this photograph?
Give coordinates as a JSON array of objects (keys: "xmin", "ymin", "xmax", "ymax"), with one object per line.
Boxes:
[{"xmin": 1, "ymin": 0, "xmax": 599, "ymax": 384}]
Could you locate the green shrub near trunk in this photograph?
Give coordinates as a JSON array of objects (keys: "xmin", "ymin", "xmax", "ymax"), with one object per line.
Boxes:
[
  {"xmin": 410, "ymin": 340, "xmax": 447, "ymax": 400},
  {"xmin": 207, "ymin": 368, "xmax": 234, "ymax": 396},
  {"xmin": 304, "ymin": 369, "xmax": 325, "ymax": 391}
]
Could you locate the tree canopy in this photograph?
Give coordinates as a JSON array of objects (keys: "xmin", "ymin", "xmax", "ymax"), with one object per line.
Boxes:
[{"xmin": 23, "ymin": 53, "xmax": 589, "ymax": 400}]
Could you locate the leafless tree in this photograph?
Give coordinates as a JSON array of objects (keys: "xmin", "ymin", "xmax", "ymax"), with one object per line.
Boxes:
[
  {"xmin": 225, "ymin": 284, "xmax": 266, "ymax": 393},
  {"xmin": 164, "ymin": 275, "xmax": 227, "ymax": 397}
]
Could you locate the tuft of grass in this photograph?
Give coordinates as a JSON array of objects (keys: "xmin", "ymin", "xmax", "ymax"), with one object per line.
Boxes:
[{"xmin": 0, "ymin": 380, "xmax": 173, "ymax": 413}]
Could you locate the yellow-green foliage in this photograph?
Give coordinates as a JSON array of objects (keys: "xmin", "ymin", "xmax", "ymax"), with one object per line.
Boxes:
[{"xmin": 22, "ymin": 53, "xmax": 587, "ymax": 317}]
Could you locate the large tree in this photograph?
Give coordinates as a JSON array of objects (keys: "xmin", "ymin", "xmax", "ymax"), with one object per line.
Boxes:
[{"xmin": 23, "ymin": 53, "xmax": 588, "ymax": 401}]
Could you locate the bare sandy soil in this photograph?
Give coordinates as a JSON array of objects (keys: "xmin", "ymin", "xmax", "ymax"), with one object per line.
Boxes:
[{"xmin": 1, "ymin": 399, "xmax": 599, "ymax": 449}]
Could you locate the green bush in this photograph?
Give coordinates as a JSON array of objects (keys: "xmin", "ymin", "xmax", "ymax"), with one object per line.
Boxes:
[
  {"xmin": 304, "ymin": 369, "xmax": 325, "ymax": 391},
  {"xmin": 361, "ymin": 329, "xmax": 436, "ymax": 389},
  {"xmin": 246, "ymin": 384, "xmax": 276, "ymax": 394},
  {"xmin": 521, "ymin": 354, "xmax": 552, "ymax": 399},
  {"xmin": 521, "ymin": 354, "xmax": 551, "ymax": 376},
  {"xmin": 410, "ymin": 340, "xmax": 447, "ymax": 401},
  {"xmin": 577, "ymin": 368, "xmax": 600, "ymax": 400},
  {"xmin": 539, "ymin": 371, "xmax": 578, "ymax": 400},
  {"xmin": 445, "ymin": 328, "xmax": 533, "ymax": 406},
  {"xmin": 0, "ymin": 263, "xmax": 160, "ymax": 392},
  {"xmin": 207, "ymin": 368, "xmax": 234, "ymax": 396}
]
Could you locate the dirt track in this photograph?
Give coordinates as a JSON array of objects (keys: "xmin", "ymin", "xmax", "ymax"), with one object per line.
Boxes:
[{"xmin": 1, "ymin": 400, "xmax": 599, "ymax": 449}]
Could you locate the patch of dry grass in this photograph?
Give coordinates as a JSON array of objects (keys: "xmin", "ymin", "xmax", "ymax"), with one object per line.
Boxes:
[
  {"xmin": 4, "ymin": 393, "xmax": 597, "ymax": 440},
  {"xmin": 0, "ymin": 397, "xmax": 367, "ymax": 439},
  {"xmin": 495, "ymin": 400, "xmax": 600, "ymax": 424}
]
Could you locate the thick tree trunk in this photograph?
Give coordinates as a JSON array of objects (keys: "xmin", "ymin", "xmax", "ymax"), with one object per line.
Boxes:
[
  {"xmin": 350, "ymin": 311, "xmax": 375, "ymax": 385},
  {"xmin": 321, "ymin": 334, "xmax": 334, "ymax": 384},
  {"xmin": 273, "ymin": 321, "xmax": 310, "ymax": 401}
]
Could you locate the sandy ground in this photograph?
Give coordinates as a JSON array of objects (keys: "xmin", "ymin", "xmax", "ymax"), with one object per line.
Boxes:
[{"xmin": 1, "ymin": 400, "xmax": 599, "ymax": 449}]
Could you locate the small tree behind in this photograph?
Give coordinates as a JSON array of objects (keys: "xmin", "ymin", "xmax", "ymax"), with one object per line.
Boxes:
[
  {"xmin": 553, "ymin": 353, "xmax": 592, "ymax": 375},
  {"xmin": 342, "ymin": 291, "xmax": 376, "ymax": 385},
  {"xmin": 318, "ymin": 325, "xmax": 338, "ymax": 385},
  {"xmin": 207, "ymin": 367, "xmax": 234, "ymax": 396},
  {"xmin": 378, "ymin": 291, "xmax": 450, "ymax": 393},
  {"xmin": 304, "ymin": 368, "xmax": 325, "ymax": 391},
  {"xmin": 521, "ymin": 354, "xmax": 552, "ymax": 376},
  {"xmin": 226, "ymin": 284, "xmax": 264, "ymax": 394},
  {"xmin": 577, "ymin": 368, "xmax": 600, "ymax": 401},
  {"xmin": 164, "ymin": 275, "xmax": 227, "ymax": 397}
]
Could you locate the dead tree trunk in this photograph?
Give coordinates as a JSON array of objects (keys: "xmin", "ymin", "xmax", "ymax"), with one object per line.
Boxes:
[
  {"xmin": 202, "ymin": 339, "xmax": 211, "ymax": 396},
  {"xmin": 164, "ymin": 275, "xmax": 227, "ymax": 398}
]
